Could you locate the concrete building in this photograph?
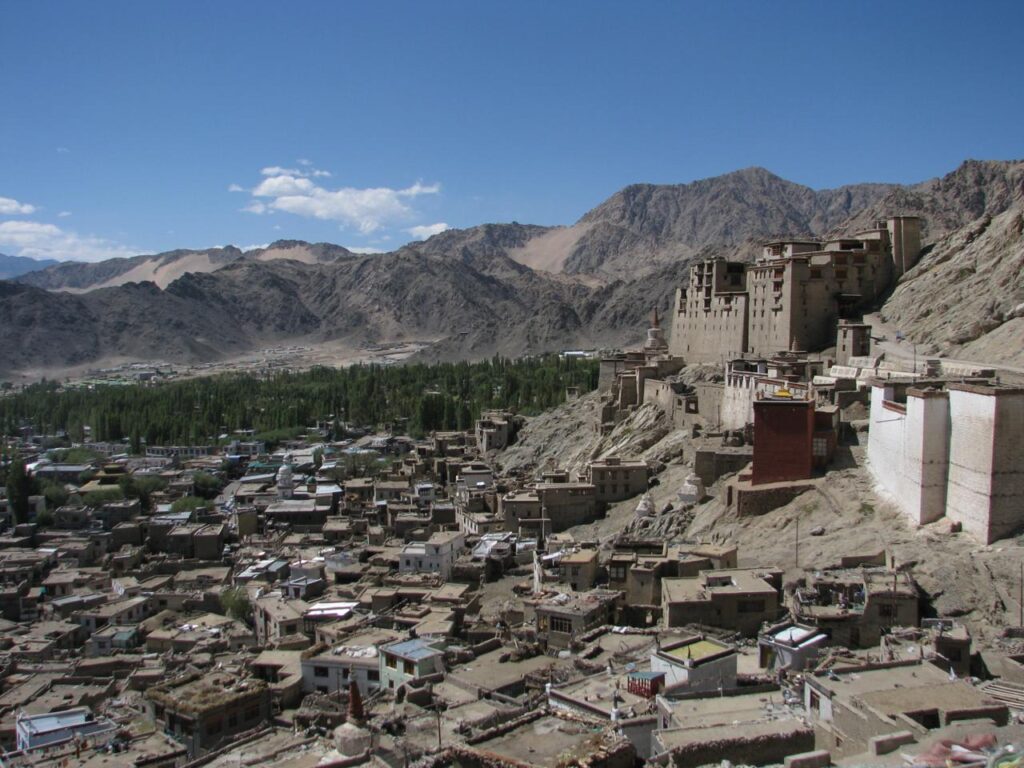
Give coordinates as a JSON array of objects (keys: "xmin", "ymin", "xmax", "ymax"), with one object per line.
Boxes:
[
  {"xmin": 301, "ymin": 629, "xmax": 400, "ymax": 696},
  {"xmin": 867, "ymin": 380, "xmax": 1024, "ymax": 542},
  {"xmin": 533, "ymin": 589, "xmax": 620, "ymax": 650},
  {"xmin": 653, "ymin": 691, "xmax": 813, "ymax": 767},
  {"xmin": 670, "ymin": 218, "xmax": 921, "ymax": 362},
  {"xmin": 792, "ymin": 566, "xmax": 918, "ymax": 648},
  {"xmin": 399, "ymin": 530, "xmax": 464, "ymax": 579},
  {"xmin": 662, "ymin": 567, "xmax": 782, "ymax": 637},
  {"xmin": 588, "ymin": 457, "xmax": 648, "ymax": 504},
  {"xmin": 475, "ymin": 411, "xmax": 516, "ymax": 452},
  {"xmin": 750, "ymin": 395, "xmax": 815, "ymax": 485},
  {"xmin": 378, "ymin": 637, "xmax": 446, "ymax": 691},
  {"xmin": 15, "ymin": 708, "xmax": 117, "ymax": 753},
  {"xmin": 757, "ymin": 621, "xmax": 829, "ymax": 672},
  {"xmin": 253, "ymin": 593, "xmax": 309, "ymax": 645},
  {"xmin": 558, "ymin": 548, "xmax": 599, "ymax": 591},
  {"xmin": 804, "ymin": 661, "xmax": 1007, "ymax": 759},
  {"xmin": 500, "ymin": 482, "xmax": 599, "ymax": 540},
  {"xmin": 146, "ymin": 673, "xmax": 271, "ymax": 757},
  {"xmin": 651, "ymin": 636, "xmax": 737, "ymax": 694},
  {"xmin": 537, "ymin": 482, "xmax": 598, "ymax": 530},
  {"xmin": 835, "ymin": 319, "xmax": 872, "ymax": 367}
]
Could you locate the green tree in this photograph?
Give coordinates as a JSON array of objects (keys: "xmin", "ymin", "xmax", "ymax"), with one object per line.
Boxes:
[
  {"xmin": 82, "ymin": 487, "xmax": 125, "ymax": 507},
  {"xmin": 220, "ymin": 587, "xmax": 252, "ymax": 623},
  {"xmin": 5, "ymin": 458, "xmax": 35, "ymax": 525},
  {"xmin": 171, "ymin": 495, "xmax": 208, "ymax": 514},
  {"xmin": 39, "ymin": 479, "xmax": 69, "ymax": 510},
  {"xmin": 191, "ymin": 472, "xmax": 222, "ymax": 500},
  {"xmin": 118, "ymin": 474, "xmax": 167, "ymax": 512}
]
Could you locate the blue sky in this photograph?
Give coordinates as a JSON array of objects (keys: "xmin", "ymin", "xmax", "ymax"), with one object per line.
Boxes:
[{"xmin": 1, "ymin": 1, "xmax": 1022, "ymax": 262}]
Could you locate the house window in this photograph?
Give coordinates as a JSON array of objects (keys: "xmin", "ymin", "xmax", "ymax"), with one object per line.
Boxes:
[
  {"xmin": 206, "ymin": 719, "xmax": 223, "ymax": 736},
  {"xmin": 550, "ymin": 616, "xmax": 573, "ymax": 634},
  {"xmin": 386, "ymin": 655, "xmax": 397, "ymax": 669},
  {"xmin": 737, "ymin": 600, "xmax": 765, "ymax": 613},
  {"xmin": 228, "ymin": 713, "xmax": 238, "ymax": 728},
  {"xmin": 314, "ymin": 666, "xmax": 328, "ymax": 678},
  {"xmin": 246, "ymin": 706, "xmax": 261, "ymax": 722},
  {"xmin": 404, "ymin": 660, "xmax": 415, "ymax": 675},
  {"xmin": 368, "ymin": 670, "xmax": 380, "ymax": 681}
]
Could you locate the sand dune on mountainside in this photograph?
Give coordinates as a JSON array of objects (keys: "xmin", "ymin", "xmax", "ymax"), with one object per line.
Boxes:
[
  {"xmin": 58, "ymin": 252, "xmax": 228, "ymax": 292},
  {"xmin": 506, "ymin": 222, "xmax": 591, "ymax": 273}
]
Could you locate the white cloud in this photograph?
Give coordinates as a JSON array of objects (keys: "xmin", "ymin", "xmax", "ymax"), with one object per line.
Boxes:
[
  {"xmin": 58, "ymin": 210, "xmax": 72, "ymax": 217},
  {"xmin": 0, "ymin": 196, "xmax": 37, "ymax": 215},
  {"xmin": 0, "ymin": 220, "xmax": 139, "ymax": 263},
  {"xmin": 228, "ymin": 183, "xmax": 245, "ymax": 193},
  {"xmin": 398, "ymin": 181, "xmax": 441, "ymax": 197},
  {"xmin": 406, "ymin": 222, "xmax": 450, "ymax": 240},
  {"xmin": 56, "ymin": 146, "xmax": 70, "ymax": 154},
  {"xmin": 244, "ymin": 167, "xmax": 442, "ymax": 234},
  {"xmin": 252, "ymin": 175, "xmax": 316, "ymax": 197},
  {"xmin": 346, "ymin": 246, "xmax": 385, "ymax": 254},
  {"xmin": 261, "ymin": 166, "xmax": 304, "ymax": 177},
  {"xmin": 260, "ymin": 164, "xmax": 331, "ymax": 179},
  {"xmin": 241, "ymin": 243, "xmax": 269, "ymax": 252}
]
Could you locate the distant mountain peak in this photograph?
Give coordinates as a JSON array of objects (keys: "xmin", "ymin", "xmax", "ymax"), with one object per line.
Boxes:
[{"xmin": 0, "ymin": 252, "xmax": 60, "ymax": 281}]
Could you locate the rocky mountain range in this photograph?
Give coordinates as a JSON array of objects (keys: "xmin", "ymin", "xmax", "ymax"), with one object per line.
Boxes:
[
  {"xmin": 0, "ymin": 253, "xmax": 58, "ymax": 281},
  {"xmin": 2, "ymin": 159, "xmax": 1022, "ymax": 377}
]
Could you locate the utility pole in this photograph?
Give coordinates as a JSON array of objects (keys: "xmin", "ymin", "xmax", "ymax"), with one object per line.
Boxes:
[
  {"xmin": 435, "ymin": 704, "xmax": 443, "ymax": 750},
  {"xmin": 1019, "ymin": 561, "xmax": 1022, "ymax": 628},
  {"xmin": 795, "ymin": 517, "xmax": 799, "ymax": 569},
  {"xmin": 891, "ymin": 571, "xmax": 898, "ymax": 630}
]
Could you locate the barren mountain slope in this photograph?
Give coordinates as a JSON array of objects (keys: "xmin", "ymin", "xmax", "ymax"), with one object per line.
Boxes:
[
  {"xmin": 879, "ymin": 206, "xmax": 1024, "ymax": 366},
  {"xmin": 561, "ymin": 168, "xmax": 898, "ymax": 276},
  {"xmin": 5, "ymin": 160, "xmax": 1024, "ymax": 376},
  {"xmin": 17, "ymin": 246, "xmax": 246, "ymax": 291},
  {"xmin": 17, "ymin": 241, "xmax": 356, "ymax": 292},
  {"xmin": 0, "ymin": 280, "xmax": 254, "ymax": 373},
  {"xmin": 840, "ymin": 159, "xmax": 1024, "ymax": 241}
]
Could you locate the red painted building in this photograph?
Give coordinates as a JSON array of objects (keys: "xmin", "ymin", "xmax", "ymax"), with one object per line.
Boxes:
[{"xmin": 751, "ymin": 396, "xmax": 815, "ymax": 485}]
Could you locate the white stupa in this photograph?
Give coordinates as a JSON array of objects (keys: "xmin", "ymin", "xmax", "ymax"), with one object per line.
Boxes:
[
  {"xmin": 276, "ymin": 454, "xmax": 294, "ymax": 500},
  {"xmin": 677, "ymin": 473, "xmax": 705, "ymax": 505},
  {"xmin": 635, "ymin": 493, "xmax": 654, "ymax": 518},
  {"xmin": 333, "ymin": 721, "xmax": 372, "ymax": 756},
  {"xmin": 643, "ymin": 308, "xmax": 669, "ymax": 357}
]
